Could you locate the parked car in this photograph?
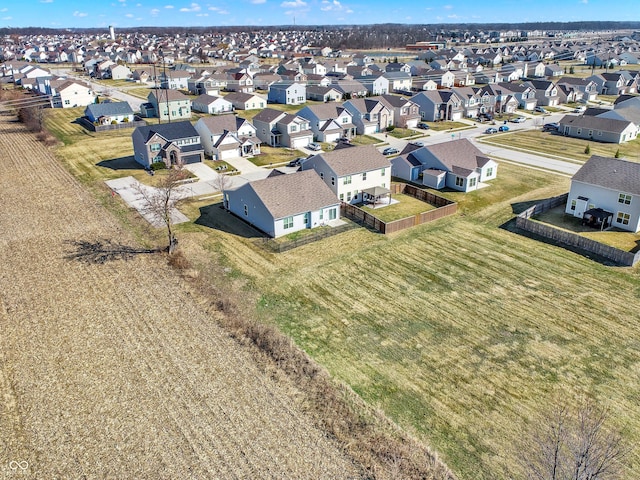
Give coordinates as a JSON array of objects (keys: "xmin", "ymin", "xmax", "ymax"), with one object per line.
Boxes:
[
  {"xmin": 307, "ymin": 142, "xmax": 322, "ymax": 151},
  {"xmin": 510, "ymin": 116, "xmax": 526, "ymax": 123},
  {"xmin": 417, "ymin": 122, "xmax": 430, "ymax": 130},
  {"xmin": 287, "ymin": 157, "xmax": 305, "ymax": 167},
  {"xmin": 382, "ymin": 147, "xmax": 399, "ymax": 156},
  {"xmin": 484, "ymin": 127, "xmax": 498, "ymax": 134},
  {"xmin": 534, "ymin": 106, "xmax": 547, "ymax": 113},
  {"xmin": 336, "ymin": 137, "xmax": 351, "ymax": 144},
  {"xmin": 498, "ymin": 125, "xmax": 510, "ymax": 132},
  {"xmin": 542, "ymin": 122, "xmax": 560, "ymax": 132},
  {"xmin": 478, "ymin": 113, "xmax": 493, "ymax": 122},
  {"xmin": 410, "ymin": 141, "xmax": 424, "ymax": 147},
  {"xmin": 574, "ymin": 106, "xmax": 586, "ymax": 113}
]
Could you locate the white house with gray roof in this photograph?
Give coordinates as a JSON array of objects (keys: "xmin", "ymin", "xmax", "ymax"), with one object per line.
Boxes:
[
  {"xmin": 297, "ymin": 103, "xmax": 356, "ymax": 142},
  {"xmin": 224, "ymin": 170, "xmax": 341, "ymax": 238},
  {"xmin": 194, "ymin": 115, "xmax": 260, "ymax": 159},
  {"xmin": 300, "ymin": 144, "xmax": 391, "ymax": 204},
  {"xmin": 391, "ymin": 138, "xmax": 497, "ymax": 192},
  {"xmin": 252, "ymin": 108, "xmax": 313, "ymax": 148},
  {"xmin": 566, "ymin": 155, "xmax": 640, "ymax": 232},
  {"xmin": 84, "ymin": 101, "xmax": 134, "ymax": 125}
]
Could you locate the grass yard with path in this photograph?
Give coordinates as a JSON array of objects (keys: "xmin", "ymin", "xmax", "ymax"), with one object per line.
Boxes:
[{"xmin": 42, "ymin": 105, "xmax": 640, "ymax": 480}]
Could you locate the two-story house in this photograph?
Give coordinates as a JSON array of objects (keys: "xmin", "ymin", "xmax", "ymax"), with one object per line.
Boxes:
[
  {"xmin": 565, "ymin": 155, "xmax": 640, "ymax": 232},
  {"xmin": 300, "ymin": 145, "xmax": 392, "ymax": 204},
  {"xmin": 194, "ymin": 114, "xmax": 260, "ymax": 160},
  {"xmin": 376, "ymin": 94, "xmax": 420, "ymax": 128},
  {"xmin": 297, "ymin": 104, "xmax": 356, "ymax": 142},
  {"xmin": 143, "ymin": 89, "xmax": 191, "ymax": 121},
  {"xmin": 411, "ymin": 90, "xmax": 464, "ymax": 121},
  {"xmin": 252, "ymin": 108, "xmax": 313, "ymax": 148},
  {"xmin": 525, "ymin": 79, "xmax": 560, "ymax": 107},
  {"xmin": 132, "ymin": 121, "xmax": 204, "ymax": 168},
  {"xmin": 267, "ymin": 82, "xmax": 306, "ymax": 105},
  {"xmin": 342, "ymin": 98, "xmax": 393, "ymax": 134}
]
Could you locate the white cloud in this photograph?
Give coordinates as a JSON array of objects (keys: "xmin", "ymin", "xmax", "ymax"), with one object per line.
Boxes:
[
  {"xmin": 2, "ymin": 16, "xmax": 12, "ymax": 20},
  {"xmin": 251, "ymin": 0, "xmax": 266, "ymax": 3},
  {"xmin": 40, "ymin": 0, "xmax": 54, "ymax": 3},
  {"xmin": 447, "ymin": 14, "xmax": 460, "ymax": 19},
  {"xmin": 209, "ymin": 6, "xmax": 230, "ymax": 13},
  {"xmin": 443, "ymin": 4, "xmax": 453, "ymax": 9},
  {"xmin": 281, "ymin": 0, "xmax": 306, "ymax": 7},
  {"xmin": 179, "ymin": 2, "xmax": 201, "ymax": 11},
  {"xmin": 73, "ymin": 11, "xmax": 88, "ymax": 17},
  {"xmin": 151, "ymin": 8, "xmax": 160, "ymax": 15},
  {"xmin": 165, "ymin": 4, "xmax": 174, "ymax": 8},
  {"xmin": 196, "ymin": 12, "xmax": 208, "ymax": 16},
  {"xmin": 125, "ymin": 13, "xmax": 134, "ymax": 17}
]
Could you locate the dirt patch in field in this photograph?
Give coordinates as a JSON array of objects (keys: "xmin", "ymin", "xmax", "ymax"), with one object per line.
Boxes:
[{"xmin": 0, "ymin": 116, "xmax": 361, "ymax": 479}]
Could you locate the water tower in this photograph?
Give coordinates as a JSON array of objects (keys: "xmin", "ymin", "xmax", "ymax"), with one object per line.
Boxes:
[{"xmin": 109, "ymin": 25, "xmax": 115, "ymax": 41}]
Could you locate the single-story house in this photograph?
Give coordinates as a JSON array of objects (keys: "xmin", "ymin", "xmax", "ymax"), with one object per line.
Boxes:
[
  {"xmin": 191, "ymin": 94, "xmax": 234, "ymax": 114},
  {"xmin": 558, "ymin": 115, "xmax": 638, "ymax": 144},
  {"xmin": 84, "ymin": 101, "xmax": 135, "ymax": 125}
]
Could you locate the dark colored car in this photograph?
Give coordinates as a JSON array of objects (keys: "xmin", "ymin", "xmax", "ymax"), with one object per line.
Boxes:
[
  {"xmin": 478, "ymin": 113, "xmax": 493, "ymax": 122},
  {"xmin": 417, "ymin": 122, "xmax": 430, "ymax": 129},
  {"xmin": 543, "ymin": 122, "xmax": 560, "ymax": 132},
  {"xmin": 382, "ymin": 147, "xmax": 399, "ymax": 156}
]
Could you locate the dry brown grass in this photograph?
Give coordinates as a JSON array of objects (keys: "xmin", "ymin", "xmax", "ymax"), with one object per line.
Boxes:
[{"xmin": 0, "ymin": 114, "xmax": 364, "ymax": 479}]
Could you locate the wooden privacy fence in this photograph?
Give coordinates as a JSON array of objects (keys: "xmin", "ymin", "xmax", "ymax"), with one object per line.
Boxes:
[
  {"xmin": 516, "ymin": 193, "xmax": 640, "ymax": 266},
  {"xmin": 260, "ymin": 223, "xmax": 356, "ymax": 253},
  {"xmin": 77, "ymin": 116, "xmax": 147, "ymax": 132},
  {"xmin": 341, "ymin": 183, "xmax": 457, "ymax": 235}
]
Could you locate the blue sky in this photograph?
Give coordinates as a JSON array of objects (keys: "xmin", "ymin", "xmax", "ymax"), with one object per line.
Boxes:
[{"xmin": 1, "ymin": 0, "xmax": 638, "ymax": 29}]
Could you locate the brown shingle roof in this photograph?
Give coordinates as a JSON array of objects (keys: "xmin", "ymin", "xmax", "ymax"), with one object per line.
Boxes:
[
  {"xmin": 313, "ymin": 144, "xmax": 390, "ymax": 176},
  {"xmin": 248, "ymin": 170, "xmax": 339, "ymax": 219},
  {"xmin": 572, "ymin": 155, "xmax": 640, "ymax": 195}
]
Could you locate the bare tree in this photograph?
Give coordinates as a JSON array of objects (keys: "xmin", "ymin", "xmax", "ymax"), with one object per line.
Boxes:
[
  {"xmin": 520, "ymin": 397, "xmax": 629, "ymax": 480},
  {"xmin": 210, "ymin": 172, "xmax": 234, "ymax": 206},
  {"xmin": 135, "ymin": 168, "xmax": 188, "ymax": 254}
]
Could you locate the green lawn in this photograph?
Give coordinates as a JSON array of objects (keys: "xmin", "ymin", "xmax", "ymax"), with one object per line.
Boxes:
[
  {"xmin": 350, "ymin": 135, "xmax": 382, "ymax": 146},
  {"xmin": 249, "ymin": 145, "xmax": 305, "ymax": 167},
  {"xmin": 479, "ymin": 130, "xmax": 640, "ymax": 163},
  {"xmin": 359, "ymin": 193, "xmax": 436, "ymax": 222}
]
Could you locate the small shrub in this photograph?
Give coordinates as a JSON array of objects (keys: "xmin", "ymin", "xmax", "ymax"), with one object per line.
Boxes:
[
  {"xmin": 584, "ymin": 144, "xmax": 591, "ymax": 154},
  {"xmin": 122, "ymin": 117, "xmax": 129, "ymax": 123},
  {"xmin": 386, "ymin": 125, "xmax": 395, "ymax": 132},
  {"xmin": 615, "ymin": 149, "xmax": 621, "ymax": 158},
  {"xmin": 111, "ymin": 120, "xmax": 118, "ymax": 125},
  {"xmin": 150, "ymin": 161, "xmax": 167, "ymax": 171}
]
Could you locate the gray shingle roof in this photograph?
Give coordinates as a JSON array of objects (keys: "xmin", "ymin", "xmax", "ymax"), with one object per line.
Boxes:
[
  {"xmin": 559, "ymin": 114, "xmax": 634, "ymax": 133},
  {"xmin": 85, "ymin": 101, "xmax": 133, "ymax": 118},
  {"xmin": 248, "ymin": 170, "xmax": 340, "ymax": 219},
  {"xmin": 572, "ymin": 155, "xmax": 640, "ymax": 195},
  {"xmin": 134, "ymin": 120, "xmax": 198, "ymax": 142},
  {"xmin": 423, "ymin": 138, "xmax": 491, "ymax": 172}
]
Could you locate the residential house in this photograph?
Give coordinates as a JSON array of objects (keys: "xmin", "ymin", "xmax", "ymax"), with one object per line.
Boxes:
[
  {"xmin": 132, "ymin": 121, "xmax": 204, "ymax": 168},
  {"xmin": 194, "ymin": 114, "xmax": 260, "ymax": 159},
  {"xmin": 159, "ymin": 70, "xmax": 191, "ymax": 90},
  {"xmin": 267, "ymin": 81, "xmax": 306, "ymax": 105},
  {"xmin": 191, "ymin": 94, "xmax": 233, "ymax": 114},
  {"xmin": 544, "ymin": 64, "xmax": 563, "ymax": 77},
  {"xmin": 411, "ymin": 90, "xmax": 464, "ymax": 121},
  {"xmin": 224, "ymin": 92, "xmax": 266, "ymax": 110},
  {"xmin": 84, "ymin": 101, "xmax": 134, "ymax": 125},
  {"xmin": 252, "ymin": 108, "xmax": 313, "ymax": 148},
  {"xmin": 143, "ymin": 89, "xmax": 191, "ymax": 121},
  {"xmin": 109, "ymin": 64, "xmax": 132, "ymax": 80},
  {"xmin": 525, "ymin": 79, "xmax": 560, "ymax": 107},
  {"xmin": 390, "ymin": 138, "xmax": 497, "ymax": 191},
  {"xmin": 377, "ymin": 94, "xmax": 420, "ymax": 128},
  {"xmin": 497, "ymin": 82, "xmax": 537, "ymax": 110},
  {"xmin": 565, "ymin": 155, "xmax": 640, "ymax": 232},
  {"xmin": 47, "ymin": 79, "xmax": 96, "ymax": 108},
  {"xmin": 305, "ymin": 85, "xmax": 343, "ymax": 102},
  {"xmin": 225, "ymin": 71, "xmax": 254, "ymax": 93},
  {"xmin": 342, "ymin": 97, "xmax": 393, "ymax": 134},
  {"xmin": 297, "ymin": 103, "xmax": 356, "ymax": 142},
  {"xmin": 558, "ymin": 114, "xmax": 638, "ymax": 143},
  {"xmin": 300, "ymin": 145, "xmax": 392, "ymax": 204},
  {"xmin": 382, "ymin": 71, "xmax": 413, "ymax": 93},
  {"xmin": 224, "ymin": 170, "xmax": 341, "ymax": 238},
  {"xmin": 588, "ymin": 72, "xmax": 630, "ymax": 95},
  {"xmin": 355, "ymin": 74, "xmax": 389, "ymax": 96},
  {"xmin": 452, "ymin": 86, "xmax": 482, "ymax": 118},
  {"xmin": 331, "ymin": 79, "xmax": 369, "ymax": 98},
  {"xmin": 556, "ymin": 77, "xmax": 599, "ymax": 102}
]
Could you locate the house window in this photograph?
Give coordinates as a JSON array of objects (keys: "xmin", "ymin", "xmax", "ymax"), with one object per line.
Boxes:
[
  {"xmin": 150, "ymin": 143, "xmax": 161, "ymax": 152},
  {"xmin": 619, "ymin": 193, "xmax": 632, "ymax": 205},
  {"xmin": 64, "ymin": 99, "xmax": 70, "ymax": 105},
  {"xmin": 283, "ymin": 216, "xmax": 294, "ymax": 229},
  {"xmin": 319, "ymin": 209, "xmax": 324, "ymax": 220},
  {"xmin": 339, "ymin": 193, "xmax": 344, "ymax": 201},
  {"xmin": 290, "ymin": 125, "xmax": 297, "ymax": 132},
  {"xmin": 486, "ymin": 167, "xmax": 493, "ymax": 177},
  {"xmin": 380, "ymin": 168, "xmax": 386, "ymax": 176},
  {"xmin": 347, "ymin": 192, "xmax": 352, "ymax": 202},
  {"xmin": 616, "ymin": 212, "xmax": 630, "ymax": 225},
  {"xmin": 598, "ymin": 131, "xmax": 602, "ymax": 136},
  {"xmin": 362, "ymin": 172, "xmax": 367, "ymax": 181},
  {"xmin": 577, "ymin": 128, "xmax": 582, "ymax": 135},
  {"xmin": 329, "ymin": 208, "xmax": 337, "ymax": 220},
  {"xmin": 342, "ymin": 117, "xmax": 348, "ymax": 123},
  {"xmin": 570, "ymin": 199, "xmax": 576, "ymax": 211},
  {"xmin": 304, "ymin": 213, "xmax": 309, "ymax": 224},
  {"xmin": 243, "ymin": 205, "xmax": 248, "ymax": 216},
  {"xmin": 469, "ymin": 178, "xmax": 477, "ymax": 187},
  {"xmin": 331, "ymin": 176, "xmax": 335, "ymax": 186},
  {"xmin": 320, "ymin": 172, "xmax": 324, "ymax": 180},
  {"xmin": 354, "ymin": 190, "xmax": 359, "ymax": 198},
  {"xmin": 343, "ymin": 175, "xmax": 352, "ymax": 185},
  {"xmin": 152, "ymin": 155, "xmax": 162, "ymax": 163},
  {"xmin": 455, "ymin": 177, "xmax": 464, "ymax": 187}
]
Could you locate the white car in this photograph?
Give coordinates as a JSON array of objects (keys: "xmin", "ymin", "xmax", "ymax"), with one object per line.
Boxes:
[
  {"xmin": 511, "ymin": 116, "xmax": 526, "ymax": 123},
  {"xmin": 307, "ymin": 142, "xmax": 322, "ymax": 151},
  {"xmin": 574, "ymin": 106, "xmax": 586, "ymax": 113}
]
